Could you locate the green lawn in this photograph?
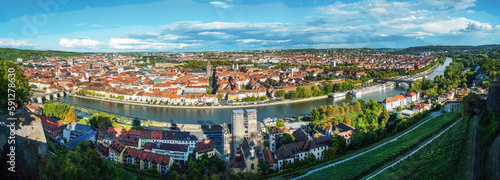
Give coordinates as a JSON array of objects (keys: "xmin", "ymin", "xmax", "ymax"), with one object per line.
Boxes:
[
  {"xmin": 372, "ymin": 116, "xmax": 470, "ymax": 179},
  {"xmin": 301, "ymin": 112, "xmax": 460, "ymax": 180}
]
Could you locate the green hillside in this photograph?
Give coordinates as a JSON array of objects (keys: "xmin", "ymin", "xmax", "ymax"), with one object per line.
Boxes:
[{"xmin": 0, "ymin": 48, "xmax": 83, "ymax": 60}]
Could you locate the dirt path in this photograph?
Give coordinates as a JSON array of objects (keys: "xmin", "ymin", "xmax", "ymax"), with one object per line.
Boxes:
[
  {"xmin": 491, "ymin": 133, "xmax": 500, "ymax": 179},
  {"xmin": 468, "ymin": 115, "xmax": 479, "ymax": 180}
]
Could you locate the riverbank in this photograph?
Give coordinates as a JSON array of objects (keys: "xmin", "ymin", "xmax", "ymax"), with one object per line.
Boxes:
[{"xmin": 67, "ymin": 94, "xmax": 331, "ymax": 109}]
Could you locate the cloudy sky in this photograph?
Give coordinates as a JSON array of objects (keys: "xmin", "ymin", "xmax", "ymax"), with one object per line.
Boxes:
[{"xmin": 0, "ymin": 0, "xmax": 499, "ymax": 52}]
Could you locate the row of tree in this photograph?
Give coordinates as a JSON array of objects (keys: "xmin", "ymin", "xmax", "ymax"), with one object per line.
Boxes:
[{"xmin": 274, "ymin": 81, "xmax": 357, "ymax": 100}]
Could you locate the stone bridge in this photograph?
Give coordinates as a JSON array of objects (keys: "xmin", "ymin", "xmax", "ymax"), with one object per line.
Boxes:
[
  {"xmin": 373, "ymin": 78, "xmax": 415, "ymax": 84},
  {"xmin": 31, "ymin": 91, "xmax": 70, "ymax": 103},
  {"xmin": 374, "ymin": 75, "xmax": 428, "ymax": 85}
]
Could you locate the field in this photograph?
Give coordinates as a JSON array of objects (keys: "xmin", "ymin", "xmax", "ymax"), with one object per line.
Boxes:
[
  {"xmin": 0, "ymin": 48, "xmax": 82, "ymax": 60},
  {"xmin": 301, "ymin": 112, "xmax": 460, "ymax": 180},
  {"xmin": 372, "ymin": 117, "xmax": 470, "ymax": 179}
]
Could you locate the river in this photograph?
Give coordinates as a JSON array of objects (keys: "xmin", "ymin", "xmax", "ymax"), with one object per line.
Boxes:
[
  {"xmin": 57, "ymin": 57, "xmax": 453, "ymax": 124},
  {"xmin": 58, "ymin": 88, "xmax": 405, "ymax": 124},
  {"xmin": 426, "ymin": 57, "xmax": 453, "ymax": 80}
]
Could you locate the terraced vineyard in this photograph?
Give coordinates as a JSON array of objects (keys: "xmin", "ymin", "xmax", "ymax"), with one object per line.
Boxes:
[
  {"xmin": 300, "ymin": 112, "xmax": 460, "ymax": 180},
  {"xmin": 371, "ymin": 116, "xmax": 470, "ymax": 179}
]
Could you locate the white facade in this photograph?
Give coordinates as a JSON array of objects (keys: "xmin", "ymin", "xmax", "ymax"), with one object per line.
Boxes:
[{"xmin": 152, "ymin": 148, "xmax": 189, "ymax": 164}]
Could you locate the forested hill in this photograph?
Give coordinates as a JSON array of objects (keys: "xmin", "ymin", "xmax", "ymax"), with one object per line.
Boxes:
[
  {"xmin": 398, "ymin": 44, "xmax": 500, "ymax": 53},
  {"xmin": 0, "ymin": 48, "xmax": 83, "ymax": 60}
]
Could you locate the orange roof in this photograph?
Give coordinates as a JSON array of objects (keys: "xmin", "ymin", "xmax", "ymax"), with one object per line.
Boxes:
[{"xmin": 383, "ymin": 95, "xmax": 406, "ymax": 103}]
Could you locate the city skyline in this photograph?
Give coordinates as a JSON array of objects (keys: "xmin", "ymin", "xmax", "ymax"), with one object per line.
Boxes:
[{"xmin": 0, "ymin": 0, "xmax": 500, "ymax": 52}]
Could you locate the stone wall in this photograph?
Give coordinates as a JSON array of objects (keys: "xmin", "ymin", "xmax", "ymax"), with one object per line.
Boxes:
[
  {"xmin": 0, "ymin": 112, "xmax": 49, "ymax": 179},
  {"xmin": 486, "ymin": 81, "xmax": 500, "ymax": 113}
]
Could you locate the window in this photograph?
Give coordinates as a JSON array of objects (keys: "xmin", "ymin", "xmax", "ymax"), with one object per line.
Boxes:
[{"xmin": 251, "ymin": 164, "xmax": 254, "ymax": 170}]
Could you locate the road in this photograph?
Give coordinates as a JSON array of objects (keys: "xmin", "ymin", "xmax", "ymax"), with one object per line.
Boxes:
[
  {"xmin": 291, "ymin": 111, "xmax": 442, "ymax": 180},
  {"xmin": 364, "ymin": 118, "xmax": 463, "ymax": 180},
  {"xmin": 468, "ymin": 115, "xmax": 479, "ymax": 180}
]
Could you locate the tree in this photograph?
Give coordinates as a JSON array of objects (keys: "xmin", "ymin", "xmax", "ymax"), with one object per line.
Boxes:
[
  {"xmin": 0, "ymin": 61, "xmax": 32, "ymax": 109},
  {"xmin": 310, "ymin": 108, "xmax": 320, "ymax": 121},
  {"xmin": 258, "ymin": 161, "xmax": 271, "ymax": 176},
  {"xmin": 88, "ymin": 113, "xmax": 116, "ymax": 130},
  {"xmin": 323, "ymin": 146, "xmax": 337, "ymax": 160},
  {"xmin": 411, "ymin": 101, "xmax": 416, "ymax": 107},
  {"xmin": 461, "ymin": 93, "xmax": 479, "ymax": 117},
  {"xmin": 326, "ymin": 105, "xmax": 334, "ymax": 117},
  {"xmin": 217, "ymin": 93, "xmax": 223, "ymax": 99},
  {"xmin": 343, "ymin": 116, "xmax": 351, "ymax": 126},
  {"xmin": 133, "ymin": 119, "xmax": 141, "ymax": 127},
  {"xmin": 65, "ymin": 108, "xmax": 78, "ymax": 123},
  {"xmin": 379, "ymin": 109, "xmax": 390, "ymax": 129},
  {"xmin": 43, "ymin": 102, "xmax": 70, "ymax": 120},
  {"xmin": 311, "ymin": 85, "xmax": 323, "ymax": 96},
  {"xmin": 169, "ymin": 170, "xmax": 178, "ymax": 180},
  {"xmin": 339, "ymin": 107, "xmax": 345, "ymax": 115},
  {"xmin": 320, "ymin": 114, "xmax": 327, "ymax": 121},
  {"xmin": 282, "ymin": 133, "xmax": 295, "ymax": 144},
  {"xmin": 275, "ymin": 90, "xmax": 286, "ymax": 99},
  {"xmin": 397, "ymin": 106, "xmax": 403, "ymax": 112},
  {"xmin": 274, "ymin": 120, "xmax": 285, "ymax": 128}
]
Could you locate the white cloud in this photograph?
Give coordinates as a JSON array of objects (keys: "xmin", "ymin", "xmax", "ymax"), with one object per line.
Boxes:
[
  {"xmin": 370, "ymin": 7, "xmax": 388, "ymax": 14},
  {"xmin": 92, "ymin": 24, "xmax": 105, "ymax": 28},
  {"xmin": 209, "ymin": 1, "xmax": 233, "ymax": 9},
  {"xmin": 75, "ymin": 23, "xmax": 85, "ymax": 26},
  {"xmin": 237, "ymin": 39, "xmax": 264, "ymax": 43},
  {"xmin": 0, "ymin": 38, "xmax": 36, "ymax": 48},
  {"xmin": 59, "ymin": 38, "xmax": 103, "ymax": 48},
  {"xmin": 418, "ymin": 0, "xmax": 476, "ymax": 11},
  {"xmin": 109, "ymin": 38, "xmax": 199, "ymax": 50},
  {"xmin": 198, "ymin": 31, "xmax": 235, "ymax": 39},
  {"xmin": 160, "ymin": 34, "xmax": 182, "ymax": 40},
  {"xmin": 390, "ymin": 17, "xmax": 468, "ymax": 33},
  {"xmin": 461, "ymin": 20, "xmax": 492, "ymax": 32},
  {"xmin": 317, "ymin": 3, "xmax": 358, "ymax": 15},
  {"xmin": 404, "ymin": 31, "xmax": 434, "ymax": 37}
]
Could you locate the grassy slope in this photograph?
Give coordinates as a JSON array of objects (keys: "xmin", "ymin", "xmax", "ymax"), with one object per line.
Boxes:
[
  {"xmin": 302, "ymin": 112, "xmax": 460, "ymax": 180},
  {"xmin": 372, "ymin": 116, "xmax": 470, "ymax": 179}
]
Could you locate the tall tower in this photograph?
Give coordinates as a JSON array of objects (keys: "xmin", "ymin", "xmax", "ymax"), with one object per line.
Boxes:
[
  {"xmin": 55, "ymin": 61, "xmax": 60, "ymax": 77},
  {"xmin": 206, "ymin": 61, "xmax": 211, "ymax": 77},
  {"xmin": 246, "ymin": 109, "xmax": 257, "ymax": 134},
  {"xmin": 232, "ymin": 109, "xmax": 245, "ymax": 154}
]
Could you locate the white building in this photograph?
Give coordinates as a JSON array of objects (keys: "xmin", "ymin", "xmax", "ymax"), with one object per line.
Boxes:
[
  {"xmin": 145, "ymin": 142, "xmax": 189, "ymax": 165},
  {"xmin": 274, "ymin": 136, "xmax": 331, "ymax": 170},
  {"xmin": 382, "ymin": 95, "xmax": 407, "ymax": 110},
  {"xmin": 63, "ymin": 123, "xmax": 96, "ymax": 148},
  {"xmin": 268, "ymin": 127, "xmax": 291, "ymax": 152}
]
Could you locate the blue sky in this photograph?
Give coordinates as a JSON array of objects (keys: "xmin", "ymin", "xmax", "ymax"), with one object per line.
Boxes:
[{"xmin": 0, "ymin": 0, "xmax": 499, "ymax": 52}]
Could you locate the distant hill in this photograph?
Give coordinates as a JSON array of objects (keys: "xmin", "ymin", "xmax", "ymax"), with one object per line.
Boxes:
[
  {"xmin": 398, "ymin": 44, "xmax": 500, "ymax": 53},
  {"xmin": 0, "ymin": 48, "xmax": 83, "ymax": 61},
  {"xmin": 373, "ymin": 48, "xmax": 403, "ymax": 52}
]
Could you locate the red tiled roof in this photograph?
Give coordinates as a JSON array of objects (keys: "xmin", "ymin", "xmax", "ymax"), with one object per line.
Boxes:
[
  {"xmin": 382, "ymin": 95, "xmax": 406, "ymax": 103},
  {"xmin": 263, "ymin": 148, "xmax": 277, "ymax": 164},
  {"xmin": 195, "ymin": 140, "xmax": 214, "ymax": 152},
  {"xmin": 413, "ymin": 103, "xmax": 429, "ymax": 109},
  {"xmin": 40, "ymin": 116, "xmax": 65, "ymax": 128}
]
